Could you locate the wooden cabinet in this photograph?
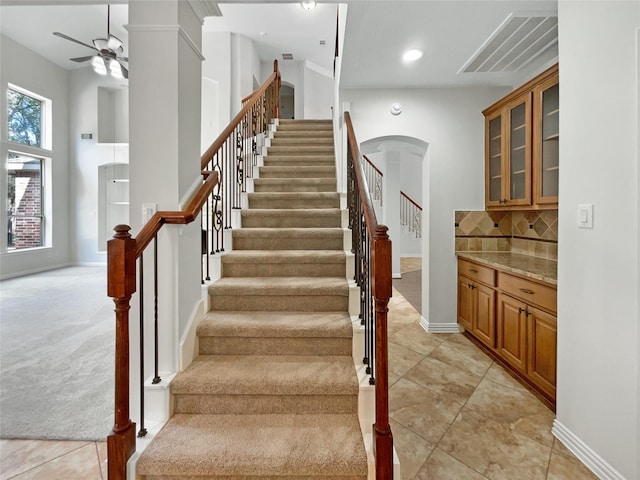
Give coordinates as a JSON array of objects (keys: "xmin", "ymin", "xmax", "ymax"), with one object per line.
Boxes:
[
  {"xmin": 485, "ymin": 93, "xmax": 532, "ymax": 208},
  {"xmin": 457, "ymin": 260, "xmax": 496, "ymax": 349},
  {"xmin": 483, "ymin": 64, "xmax": 558, "ymax": 210},
  {"xmin": 457, "ymin": 258, "xmax": 557, "ymax": 407}
]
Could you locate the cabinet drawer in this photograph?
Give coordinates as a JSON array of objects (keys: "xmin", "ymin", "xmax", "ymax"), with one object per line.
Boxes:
[
  {"xmin": 458, "ymin": 259, "xmax": 495, "ymax": 286},
  {"xmin": 498, "ymin": 272, "xmax": 556, "ymax": 313}
]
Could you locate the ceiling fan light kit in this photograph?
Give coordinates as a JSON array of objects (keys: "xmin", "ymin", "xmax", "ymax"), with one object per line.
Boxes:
[{"xmin": 53, "ymin": 5, "xmax": 128, "ymax": 79}]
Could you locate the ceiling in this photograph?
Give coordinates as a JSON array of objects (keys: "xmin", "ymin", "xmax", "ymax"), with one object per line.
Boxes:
[{"xmin": 0, "ymin": 1, "xmax": 558, "ymax": 89}]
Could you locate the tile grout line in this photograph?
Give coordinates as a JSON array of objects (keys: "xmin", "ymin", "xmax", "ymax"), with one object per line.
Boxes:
[{"xmin": 4, "ymin": 441, "xmax": 92, "ymax": 479}]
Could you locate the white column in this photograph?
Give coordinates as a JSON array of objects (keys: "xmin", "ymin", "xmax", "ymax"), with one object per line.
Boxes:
[
  {"xmin": 382, "ymin": 152, "xmax": 401, "ymax": 278},
  {"xmin": 126, "ymin": 0, "xmax": 218, "ymax": 422}
]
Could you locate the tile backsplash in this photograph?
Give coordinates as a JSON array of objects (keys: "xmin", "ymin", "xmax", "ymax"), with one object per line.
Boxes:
[{"xmin": 455, "ymin": 210, "xmax": 558, "ymax": 260}]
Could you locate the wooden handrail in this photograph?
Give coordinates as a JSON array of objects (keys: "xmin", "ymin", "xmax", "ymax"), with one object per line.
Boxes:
[
  {"xmin": 134, "ymin": 171, "xmax": 218, "ymax": 257},
  {"xmin": 345, "ymin": 112, "xmax": 378, "ymax": 237},
  {"xmin": 363, "ymin": 155, "xmax": 384, "ymax": 176},
  {"xmin": 344, "ymin": 111, "xmax": 394, "ymax": 479},
  {"xmin": 202, "ymin": 60, "xmax": 281, "ymax": 169},
  {"xmin": 400, "ymin": 191, "xmax": 422, "ymax": 211}
]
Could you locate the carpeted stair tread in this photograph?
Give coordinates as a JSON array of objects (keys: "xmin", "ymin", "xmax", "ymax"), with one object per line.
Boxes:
[
  {"xmin": 209, "ymin": 276, "xmax": 348, "ymax": 296},
  {"xmin": 136, "ymin": 413, "xmax": 367, "ymax": 479},
  {"xmin": 253, "ymin": 178, "xmax": 336, "ymax": 192},
  {"xmin": 258, "ymin": 166, "xmax": 336, "ymax": 178},
  {"xmin": 248, "ymin": 192, "xmax": 340, "ymax": 209},
  {"xmin": 268, "ymin": 146, "xmax": 334, "ymax": 156},
  {"xmin": 262, "ymin": 155, "xmax": 335, "ymax": 166},
  {"xmin": 221, "ymin": 250, "xmax": 345, "ymax": 266},
  {"xmin": 239, "ymin": 211, "xmax": 341, "ymax": 228},
  {"xmin": 232, "ymin": 228, "xmax": 344, "ymax": 250},
  {"xmin": 198, "ymin": 311, "xmax": 352, "ymax": 338},
  {"xmin": 171, "ymin": 354, "xmax": 358, "ymax": 395},
  {"xmin": 274, "ymin": 130, "xmax": 333, "ymax": 138},
  {"xmin": 270, "ymin": 137, "xmax": 334, "ymax": 146}
]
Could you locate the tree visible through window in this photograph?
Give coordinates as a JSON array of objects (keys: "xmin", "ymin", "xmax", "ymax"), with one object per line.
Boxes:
[{"xmin": 7, "ymin": 88, "xmax": 42, "ymax": 147}]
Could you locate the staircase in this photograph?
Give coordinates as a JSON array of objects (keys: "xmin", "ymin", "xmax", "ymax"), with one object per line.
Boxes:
[{"xmin": 136, "ymin": 119, "xmax": 369, "ymax": 479}]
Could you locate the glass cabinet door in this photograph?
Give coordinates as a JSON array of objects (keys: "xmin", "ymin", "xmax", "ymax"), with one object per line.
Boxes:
[
  {"xmin": 486, "ymin": 114, "xmax": 503, "ymax": 206},
  {"xmin": 534, "ymin": 74, "xmax": 559, "ymax": 205},
  {"xmin": 505, "ymin": 94, "xmax": 531, "ymax": 205}
]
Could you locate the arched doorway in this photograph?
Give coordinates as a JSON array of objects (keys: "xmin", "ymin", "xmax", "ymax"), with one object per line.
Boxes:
[{"xmin": 279, "ymin": 82, "xmax": 295, "ymax": 119}]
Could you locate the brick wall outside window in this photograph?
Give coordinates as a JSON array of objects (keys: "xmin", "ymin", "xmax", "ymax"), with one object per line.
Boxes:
[{"xmin": 12, "ymin": 170, "xmax": 42, "ymax": 248}]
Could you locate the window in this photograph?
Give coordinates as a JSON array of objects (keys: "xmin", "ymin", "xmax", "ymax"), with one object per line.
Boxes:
[
  {"xmin": 7, "ymin": 153, "xmax": 44, "ymax": 249},
  {"xmin": 7, "ymin": 88, "xmax": 43, "ymax": 147},
  {"xmin": 5, "ymin": 85, "xmax": 52, "ymax": 251}
]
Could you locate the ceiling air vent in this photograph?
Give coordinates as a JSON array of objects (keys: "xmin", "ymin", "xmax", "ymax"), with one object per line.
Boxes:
[
  {"xmin": 282, "ymin": 53, "xmax": 294, "ymax": 61},
  {"xmin": 460, "ymin": 13, "xmax": 558, "ymax": 73}
]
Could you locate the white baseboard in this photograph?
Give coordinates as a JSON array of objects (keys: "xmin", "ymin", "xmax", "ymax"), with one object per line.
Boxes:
[
  {"xmin": 399, "ymin": 254, "xmax": 422, "ymax": 258},
  {"xmin": 420, "ymin": 316, "xmax": 461, "ymax": 333},
  {"xmin": 552, "ymin": 420, "xmax": 628, "ymax": 480},
  {"xmin": 0, "ymin": 262, "xmax": 71, "ymax": 280},
  {"xmin": 392, "ymin": 272, "xmax": 401, "ymax": 279},
  {"xmin": 179, "ymin": 300, "xmax": 205, "ymax": 371},
  {"xmin": 73, "ymin": 261, "xmax": 107, "ymax": 267}
]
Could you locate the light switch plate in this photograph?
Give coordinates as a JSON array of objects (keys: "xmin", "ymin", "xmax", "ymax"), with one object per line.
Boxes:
[
  {"xmin": 142, "ymin": 203, "xmax": 157, "ymax": 223},
  {"xmin": 577, "ymin": 204, "xmax": 593, "ymax": 228}
]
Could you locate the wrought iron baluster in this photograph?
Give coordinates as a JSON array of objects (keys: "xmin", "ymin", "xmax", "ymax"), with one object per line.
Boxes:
[
  {"xmin": 152, "ymin": 235, "xmax": 161, "ymax": 384},
  {"xmin": 137, "ymin": 255, "xmax": 147, "ymax": 437}
]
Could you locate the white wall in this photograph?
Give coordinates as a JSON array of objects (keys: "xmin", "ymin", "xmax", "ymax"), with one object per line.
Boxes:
[
  {"xmin": 555, "ymin": 2, "xmax": 639, "ymax": 479},
  {"xmin": 202, "ymin": 31, "xmax": 231, "ymax": 145},
  {"xmin": 69, "ymin": 67, "xmax": 129, "ymax": 264},
  {"xmin": 303, "ymin": 66, "xmax": 334, "ymax": 120},
  {"xmin": 230, "ymin": 33, "xmax": 260, "ymax": 115},
  {"xmin": 341, "ymin": 86, "xmax": 510, "ymax": 328},
  {"xmin": 0, "ymin": 35, "xmax": 71, "ymax": 279}
]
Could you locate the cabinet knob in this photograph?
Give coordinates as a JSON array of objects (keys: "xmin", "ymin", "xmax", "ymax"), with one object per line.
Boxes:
[
  {"xmin": 518, "ymin": 307, "xmax": 526, "ymax": 314},
  {"xmin": 468, "ymin": 284, "xmax": 475, "ymax": 290},
  {"xmin": 519, "ymin": 288, "xmax": 535, "ymax": 295}
]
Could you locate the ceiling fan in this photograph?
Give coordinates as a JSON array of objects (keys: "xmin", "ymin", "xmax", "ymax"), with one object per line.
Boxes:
[{"xmin": 53, "ymin": 5, "xmax": 128, "ymax": 79}]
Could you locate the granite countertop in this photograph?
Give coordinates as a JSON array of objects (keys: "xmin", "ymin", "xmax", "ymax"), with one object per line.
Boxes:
[{"xmin": 457, "ymin": 251, "xmax": 557, "ymax": 286}]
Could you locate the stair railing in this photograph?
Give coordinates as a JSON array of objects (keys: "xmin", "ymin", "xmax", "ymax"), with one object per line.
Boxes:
[
  {"xmin": 106, "ymin": 60, "xmax": 281, "ymax": 480},
  {"xmin": 200, "ymin": 60, "xmax": 281, "ymax": 281},
  {"xmin": 345, "ymin": 112, "xmax": 394, "ymax": 479},
  {"xmin": 363, "ymin": 155, "xmax": 383, "ymax": 206},
  {"xmin": 400, "ymin": 191, "xmax": 422, "ymax": 238}
]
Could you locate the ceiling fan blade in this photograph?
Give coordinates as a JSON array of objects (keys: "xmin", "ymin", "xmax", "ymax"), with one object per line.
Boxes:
[
  {"xmin": 117, "ymin": 56, "xmax": 129, "ymax": 63},
  {"xmin": 93, "ymin": 38, "xmax": 108, "ymax": 51},
  {"xmin": 69, "ymin": 55, "xmax": 94, "ymax": 63},
  {"xmin": 107, "ymin": 34, "xmax": 123, "ymax": 53},
  {"xmin": 120, "ymin": 63, "xmax": 129, "ymax": 79},
  {"xmin": 53, "ymin": 32, "xmax": 97, "ymax": 51}
]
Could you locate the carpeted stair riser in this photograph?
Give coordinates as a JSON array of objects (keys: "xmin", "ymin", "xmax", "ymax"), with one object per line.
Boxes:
[
  {"xmin": 273, "ymin": 130, "xmax": 333, "ymax": 138},
  {"xmin": 210, "ymin": 294, "xmax": 348, "ymax": 312},
  {"xmin": 232, "ymin": 228, "xmax": 344, "ymax": 250},
  {"xmin": 253, "ymin": 178, "xmax": 336, "ymax": 192},
  {"xmin": 248, "ymin": 193, "xmax": 340, "ymax": 209},
  {"xmin": 275, "ymin": 124, "xmax": 333, "ymax": 132},
  {"xmin": 268, "ymin": 146, "xmax": 334, "ymax": 156},
  {"xmin": 262, "ymin": 156, "xmax": 335, "ymax": 167},
  {"xmin": 240, "ymin": 209, "xmax": 342, "ymax": 229},
  {"xmin": 222, "ymin": 252, "xmax": 345, "ymax": 277},
  {"xmin": 173, "ymin": 393, "xmax": 357, "ymax": 415},
  {"xmin": 200, "ymin": 336, "xmax": 351, "ymax": 356},
  {"xmin": 270, "ymin": 137, "xmax": 334, "ymax": 147},
  {"xmin": 258, "ymin": 166, "xmax": 336, "ymax": 178}
]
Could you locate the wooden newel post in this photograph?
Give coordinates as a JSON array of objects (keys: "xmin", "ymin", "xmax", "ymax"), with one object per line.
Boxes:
[
  {"xmin": 372, "ymin": 225, "xmax": 394, "ymax": 479},
  {"xmin": 273, "ymin": 59, "xmax": 280, "ymax": 119},
  {"xmin": 107, "ymin": 224, "xmax": 137, "ymax": 480}
]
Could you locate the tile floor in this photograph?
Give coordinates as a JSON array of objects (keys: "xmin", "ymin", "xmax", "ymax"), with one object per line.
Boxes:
[{"xmin": 0, "ymin": 258, "xmax": 596, "ymax": 480}]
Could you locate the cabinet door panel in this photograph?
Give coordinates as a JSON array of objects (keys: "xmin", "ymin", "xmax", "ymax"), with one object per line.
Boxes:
[
  {"xmin": 457, "ymin": 277, "xmax": 473, "ymax": 331},
  {"xmin": 474, "ymin": 283, "xmax": 496, "ymax": 348},
  {"xmin": 505, "ymin": 94, "xmax": 532, "ymax": 206},
  {"xmin": 485, "ymin": 111, "xmax": 504, "ymax": 207},
  {"xmin": 528, "ymin": 307, "xmax": 557, "ymax": 397},
  {"xmin": 533, "ymin": 72, "xmax": 559, "ymax": 206},
  {"xmin": 497, "ymin": 294, "xmax": 527, "ymax": 372}
]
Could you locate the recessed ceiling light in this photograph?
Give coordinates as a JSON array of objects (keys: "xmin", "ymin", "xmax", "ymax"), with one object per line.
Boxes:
[
  {"xmin": 259, "ymin": 31, "xmax": 268, "ymax": 37},
  {"xmin": 403, "ymin": 49, "xmax": 423, "ymax": 62},
  {"xmin": 301, "ymin": 1, "xmax": 316, "ymax": 10}
]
